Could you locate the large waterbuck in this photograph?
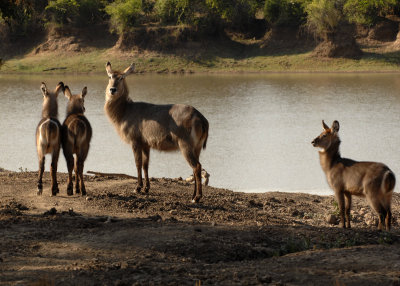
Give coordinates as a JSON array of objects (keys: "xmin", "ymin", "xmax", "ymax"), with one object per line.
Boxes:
[
  {"xmin": 62, "ymin": 85, "xmax": 92, "ymax": 196},
  {"xmin": 312, "ymin": 120, "xmax": 395, "ymax": 230},
  {"xmin": 104, "ymin": 62, "xmax": 209, "ymax": 203},
  {"xmin": 36, "ymin": 82, "xmax": 64, "ymax": 196}
]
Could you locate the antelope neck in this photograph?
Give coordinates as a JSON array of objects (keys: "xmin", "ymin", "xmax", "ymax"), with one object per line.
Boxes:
[{"xmin": 319, "ymin": 139, "xmax": 342, "ymax": 172}]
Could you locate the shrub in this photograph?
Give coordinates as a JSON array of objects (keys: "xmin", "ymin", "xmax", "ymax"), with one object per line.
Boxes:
[
  {"xmin": 154, "ymin": 0, "xmax": 191, "ymax": 24},
  {"xmin": 264, "ymin": 0, "xmax": 308, "ymax": 27},
  {"xmin": 45, "ymin": 0, "xmax": 105, "ymax": 27},
  {"xmin": 46, "ymin": 0, "xmax": 80, "ymax": 25},
  {"xmin": 205, "ymin": 0, "xmax": 258, "ymax": 29},
  {"xmin": 105, "ymin": 0, "xmax": 143, "ymax": 34},
  {"xmin": 344, "ymin": 0, "xmax": 397, "ymax": 26},
  {"xmin": 78, "ymin": 0, "xmax": 105, "ymax": 26},
  {"xmin": 305, "ymin": 0, "xmax": 344, "ymax": 37},
  {"xmin": 1, "ymin": 0, "xmax": 47, "ymax": 36}
]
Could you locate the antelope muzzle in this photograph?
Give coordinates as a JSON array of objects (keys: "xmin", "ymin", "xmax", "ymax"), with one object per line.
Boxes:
[{"xmin": 109, "ymin": 87, "xmax": 117, "ymax": 95}]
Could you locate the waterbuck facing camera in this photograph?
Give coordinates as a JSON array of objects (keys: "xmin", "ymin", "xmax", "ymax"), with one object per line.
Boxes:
[
  {"xmin": 312, "ymin": 120, "xmax": 395, "ymax": 231},
  {"xmin": 104, "ymin": 62, "xmax": 209, "ymax": 203}
]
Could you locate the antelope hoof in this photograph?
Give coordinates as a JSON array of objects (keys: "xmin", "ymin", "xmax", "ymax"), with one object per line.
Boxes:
[
  {"xmin": 144, "ymin": 185, "xmax": 150, "ymax": 193},
  {"xmin": 51, "ymin": 188, "xmax": 59, "ymax": 196},
  {"xmin": 134, "ymin": 186, "xmax": 142, "ymax": 194},
  {"xmin": 81, "ymin": 189, "xmax": 86, "ymax": 196},
  {"xmin": 191, "ymin": 196, "xmax": 202, "ymax": 203},
  {"xmin": 75, "ymin": 187, "xmax": 80, "ymax": 194},
  {"xmin": 37, "ymin": 188, "xmax": 43, "ymax": 196},
  {"xmin": 67, "ymin": 186, "xmax": 73, "ymax": 196}
]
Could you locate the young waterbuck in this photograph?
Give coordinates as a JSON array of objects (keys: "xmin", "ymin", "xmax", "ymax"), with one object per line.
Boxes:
[
  {"xmin": 104, "ymin": 62, "xmax": 209, "ymax": 203},
  {"xmin": 312, "ymin": 120, "xmax": 395, "ymax": 230},
  {"xmin": 36, "ymin": 82, "xmax": 64, "ymax": 196},
  {"xmin": 62, "ymin": 85, "xmax": 92, "ymax": 196}
]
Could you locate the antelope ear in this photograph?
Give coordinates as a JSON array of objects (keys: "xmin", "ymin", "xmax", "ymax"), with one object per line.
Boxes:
[
  {"xmin": 64, "ymin": 85, "xmax": 72, "ymax": 100},
  {"xmin": 106, "ymin": 62, "xmax": 113, "ymax": 78},
  {"xmin": 322, "ymin": 120, "xmax": 329, "ymax": 131},
  {"xmin": 40, "ymin": 82, "xmax": 47, "ymax": 96},
  {"xmin": 121, "ymin": 63, "xmax": 135, "ymax": 78},
  {"xmin": 81, "ymin": 86, "xmax": 87, "ymax": 98},
  {"xmin": 55, "ymin": 82, "xmax": 64, "ymax": 95},
  {"xmin": 332, "ymin": 120, "xmax": 340, "ymax": 133}
]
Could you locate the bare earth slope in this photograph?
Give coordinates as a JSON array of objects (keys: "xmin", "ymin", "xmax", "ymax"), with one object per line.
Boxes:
[{"xmin": 1, "ymin": 170, "xmax": 400, "ymax": 285}]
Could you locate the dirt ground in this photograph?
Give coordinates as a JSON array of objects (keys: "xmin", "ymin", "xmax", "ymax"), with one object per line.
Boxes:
[{"xmin": 1, "ymin": 169, "xmax": 400, "ymax": 286}]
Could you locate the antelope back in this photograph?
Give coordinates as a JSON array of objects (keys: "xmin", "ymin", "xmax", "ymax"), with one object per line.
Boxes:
[
  {"xmin": 36, "ymin": 82, "xmax": 63, "ymax": 155},
  {"xmin": 62, "ymin": 85, "xmax": 92, "ymax": 151}
]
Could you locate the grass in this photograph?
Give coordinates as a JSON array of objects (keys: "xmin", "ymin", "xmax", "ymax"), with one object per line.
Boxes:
[{"xmin": 2, "ymin": 46, "xmax": 400, "ymax": 74}]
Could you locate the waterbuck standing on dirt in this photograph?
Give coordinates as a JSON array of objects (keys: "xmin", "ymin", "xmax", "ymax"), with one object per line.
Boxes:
[
  {"xmin": 62, "ymin": 85, "xmax": 92, "ymax": 196},
  {"xmin": 36, "ymin": 82, "xmax": 64, "ymax": 196},
  {"xmin": 312, "ymin": 120, "xmax": 395, "ymax": 231},
  {"xmin": 104, "ymin": 62, "xmax": 209, "ymax": 203}
]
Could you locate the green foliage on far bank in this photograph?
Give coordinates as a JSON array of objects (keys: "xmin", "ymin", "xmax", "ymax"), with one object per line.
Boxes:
[{"xmin": 1, "ymin": 0, "xmax": 399, "ymax": 38}]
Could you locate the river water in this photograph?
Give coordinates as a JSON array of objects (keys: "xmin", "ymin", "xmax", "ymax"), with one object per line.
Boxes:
[{"xmin": 1, "ymin": 73, "xmax": 399, "ymax": 195}]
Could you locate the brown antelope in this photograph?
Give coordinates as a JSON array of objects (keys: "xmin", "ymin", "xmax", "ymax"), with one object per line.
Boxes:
[
  {"xmin": 36, "ymin": 82, "xmax": 64, "ymax": 196},
  {"xmin": 312, "ymin": 120, "xmax": 395, "ymax": 231},
  {"xmin": 62, "ymin": 85, "xmax": 92, "ymax": 196},
  {"xmin": 104, "ymin": 62, "xmax": 209, "ymax": 203}
]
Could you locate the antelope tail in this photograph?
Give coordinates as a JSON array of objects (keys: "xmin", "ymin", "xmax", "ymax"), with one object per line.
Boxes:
[
  {"xmin": 383, "ymin": 170, "xmax": 396, "ymax": 193},
  {"xmin": 201, "ymin": 115, "xmax": 209, "ymax": 150}
]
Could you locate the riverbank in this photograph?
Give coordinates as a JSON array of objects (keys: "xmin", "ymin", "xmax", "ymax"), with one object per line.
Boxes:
[
  {"xmin": 1, "ymin": 169, "xmax": 399, "ymax": 285},
  {"xmin": 2, "ymin": 48, "xmax": 400, "ymax": 75},
  {"xmin": 2, "ymin": 24, "xmax": 400, "ymax": 75}
]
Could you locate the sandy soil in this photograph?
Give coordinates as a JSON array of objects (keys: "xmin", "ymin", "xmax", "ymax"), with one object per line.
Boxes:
[{"xmin": 1, "ymin": 169, "xmax": 400, "ymax": 286}]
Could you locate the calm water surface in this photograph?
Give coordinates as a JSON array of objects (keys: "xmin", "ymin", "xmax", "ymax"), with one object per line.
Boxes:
[{"xmin": 1, "ymin": 73, "xmax": 400, "ymax": 195}]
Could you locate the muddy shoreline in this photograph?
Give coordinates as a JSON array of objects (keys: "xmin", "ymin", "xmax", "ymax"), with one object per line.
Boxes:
[{"xmin": 1, "ymin": 170, "xmax": 400, "ymax": 285}]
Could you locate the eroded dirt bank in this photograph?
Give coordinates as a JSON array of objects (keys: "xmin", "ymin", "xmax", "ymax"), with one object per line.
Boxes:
[{"xmin": 1, "ymin": 170, "xmax": 400, "ymax": 285}]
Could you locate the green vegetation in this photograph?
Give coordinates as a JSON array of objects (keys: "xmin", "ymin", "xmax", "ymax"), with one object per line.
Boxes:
[
  {"xmin": 305, "ymin": 0, "xmax": 343, "ymax": 37},
  {"xmin": 105, "ymin": 0, "xmax": 143, "ymax": 33},
  {"xmin": 1, "ymin": 0, "xmax": 399, "ymax": 36},
  {"xmin": 1, "ymin": 0, "xmax": 400, "ymax": 73},
  {"xmin": 264, "ymin": 0, "xmax": 308, "ymax": 27},
  {"xmin": 46, "ymin": 0, "xmax": 105, "ymax": 27},
  {"xmin": 344, "ymin": 0, "xmax": 398, "ymax": 26}
]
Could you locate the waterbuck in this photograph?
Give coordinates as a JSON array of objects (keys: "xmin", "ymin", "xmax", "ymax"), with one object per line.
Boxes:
[
  {"xmin": 62, "ymin": 85, "xmax": 92, "ymax": 196},
  {"xmin": 36, "ymin": 82, "xmax": 64, "ymax": 196},
  {"xmin": 312, "ymin": 120, "xmax": 395, "ymax": 230},
  {"xmin": 104, "ymin": 62, "xmax": 209, "ymax": 203}
]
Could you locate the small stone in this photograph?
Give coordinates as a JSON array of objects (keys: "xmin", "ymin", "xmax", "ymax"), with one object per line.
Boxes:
[
  {"xmin": 257, "ymin": 275, "xmax": 272, "ymax": 283},
  {"xmin": 169, "ymin": 210, "xmax": 178, "ymax": 216},
  {"xmin": 359, "ymin": 208, "xmax": 367, "ymax": 216},
  {"xmin": 326, "ymin": 214, "xmax": 338, "ymax": 225},
  {"xmin": 365, "ymin": 215, "xmax": 376, "ymax": 226},
  {"xmin": 292, "ymin": 210, "xmax": 304, "ymax": 217},
  {"xmin": 120, "ymin": 261, "xmax": 129, "ymax": 269},
  {"xmin": 44, "ymin": 207, "xmax": 57, "ymax": 216}
]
